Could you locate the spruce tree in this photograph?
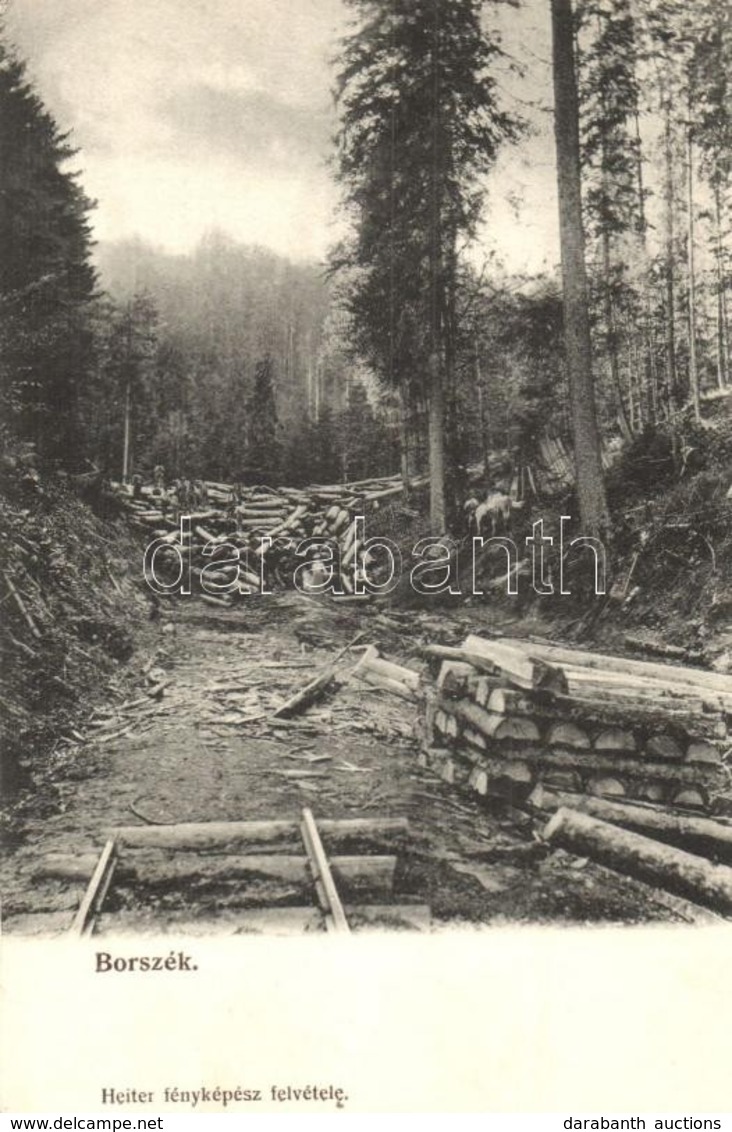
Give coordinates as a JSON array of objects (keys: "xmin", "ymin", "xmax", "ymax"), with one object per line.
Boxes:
[{"xmin": 0, "ymin": 38, "xmax": 97, "ymax": 463}]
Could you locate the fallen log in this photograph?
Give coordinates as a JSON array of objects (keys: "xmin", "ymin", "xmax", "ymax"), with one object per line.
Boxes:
[
  {"xmin": 358, "ymin": 668, "xmax": 418, "ymax": 700},
  {"xmin": 529, "ymin": 787, "xmax": 732, "ymax": 861},
  {"xmin": 543, "ymin": 807, "xmax": 732, "ymax": 915},
  {"xmin": 353, "ymin": 646, "xmax": 421, "ymax": 695},
  {"xmin": 107, "ymin": 817, "xmax": 409, "ymax": 853},
  {"xmin": 272, "ymin": 632, "xmax": 364, "ymax": 719},
  {"xmin": 38, "ymin": 853, "xmax": 397, "ymax": 898}
]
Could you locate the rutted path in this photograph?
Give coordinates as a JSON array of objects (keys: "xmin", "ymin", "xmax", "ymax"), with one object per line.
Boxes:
[{"xmin": 0, "ymin": 594, "xmax": 687, "ymax": 933}]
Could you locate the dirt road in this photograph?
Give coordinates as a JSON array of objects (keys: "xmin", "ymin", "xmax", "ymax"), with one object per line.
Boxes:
[{"xmin": 0, "ymin": 594, "xmax": 692, "ymax": 933}]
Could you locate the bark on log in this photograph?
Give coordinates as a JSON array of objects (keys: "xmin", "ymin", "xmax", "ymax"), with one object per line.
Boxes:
[
  {"xmin": 354, "ymin": 647, "xmax": 421, "ymax": 691},
  {"xmin": 435, "ymin": 729, "xmax": 726, "ymax": 791},
  {"xmin": 436, "ymin": 661, "xmax": 479, "ymax": 698},
  {"xmin": 108, "ymin": 818, "xmax": 409, "ymax": 853},
  {"xmin": 497, "ymin": 636, "xmax": 732, "ymax": 699},
  {"xmin": 550, "ymin": 692, "xmax": 725, "ymax": 740},
  {"xmin": 530, "ymin": 788, "xmax": 732, "ymax": 861},
  {"xmin": 39, "ymin": 853, "xmax": 397, "ymax": 897},
  {"xmin": 543, "ymin": 807, "xmax": 732, "ymax": 914},
  {"xmin": 446, "ymin": 698, "xmax": 540, "ymax": 744},
  {"xmin": 462, "ymin": 634, "xmax": 567, "ymax": 693},
  {"xmin": 358, "ymin": 668, "xmax": 418, "ymax": 700}
]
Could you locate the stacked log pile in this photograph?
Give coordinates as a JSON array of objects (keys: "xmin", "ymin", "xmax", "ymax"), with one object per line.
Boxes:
[
  {"xmin": 420, "ymin": 634, "xmax": 732, "ymax": 812},
  {"xmin": 115, "ymin": 474, "xmax": 428, "ymax": 600}
]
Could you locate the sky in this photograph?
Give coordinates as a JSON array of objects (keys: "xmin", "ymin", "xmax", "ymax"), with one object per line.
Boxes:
[{"xmin": 6, "ymin": 0, "xmax": 561, "ymax": 274}]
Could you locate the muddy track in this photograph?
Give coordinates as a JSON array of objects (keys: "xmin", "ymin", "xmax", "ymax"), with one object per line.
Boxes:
[{"xmin": 0, "ymin": 594, "xmax": 690, "ymax": 933}]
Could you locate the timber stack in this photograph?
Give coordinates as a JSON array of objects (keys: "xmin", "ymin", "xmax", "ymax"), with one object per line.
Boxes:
[
  {"xmin": 421, "ymin": 634, "xmax": 732, "ymax": 813},
  {"xmin": 114, "ymin": 474, "xmax": 427, "ymax": 600}
]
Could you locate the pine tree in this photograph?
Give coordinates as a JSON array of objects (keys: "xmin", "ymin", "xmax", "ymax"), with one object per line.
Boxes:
[
  {"xmin": 333, "ymin": 0, "xmax": 519, "ymax": 533},
  {"xmin": 245, "ymin": 354, "xmax": 281, "ymax": 484},
  {"xmin": 551, "ymin": 0, "xmax": 610, "ymax": 534},
  {"xmin": 0, "ymin": 38, "xmax": 97, "ymax": 464}
]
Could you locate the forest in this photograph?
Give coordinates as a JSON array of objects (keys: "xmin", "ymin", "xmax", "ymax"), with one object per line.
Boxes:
[
  {"xmin": 4, "ymin": 0, "xmax": 732, "ymax": 956},
  {"xmin": 0, "ymin": 0, "xmax": 729, "ymax": 534}
]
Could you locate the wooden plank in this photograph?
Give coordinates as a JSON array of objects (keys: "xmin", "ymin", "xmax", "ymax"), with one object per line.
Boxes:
[
  {"xmin": 300, "ymin": 807, "xmax": 350, "ymax": 934},
  {"xmin": 70, "ymin": 839, "xmax": 117, "ymax": 937}
]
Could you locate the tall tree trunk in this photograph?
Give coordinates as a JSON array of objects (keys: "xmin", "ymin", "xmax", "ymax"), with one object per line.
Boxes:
[
  {"xmin": 122, "ymin": 380, "xmax": 131, "ymax": 483},
  {"xmin": 551, "ymin": 0, "xmax": 609, "ymax": 535},
  {"xmin": 686, "ymin": 118, "xmax": 701, "ymax": 420},
  {"xmin": 596, "ymin": 16, "xmax": 631, "ymax": 439},
  {"xmin": 475, "ymin": 340, "xmax": 490, "ymax": 472},
  {"xmin": 398, "ymin": 388, "xmax": 412, "ymax": 497},
  {"xmin": 427, "ymin": 352, "xmax": 446, "ymax": 534},
  {"xmin": 663, "ymin": 103, "xmax": 679, "ymax": 413},
  {"xmin": 634, "ymin": 107, "xmax": 658, "ymax": 422},
  {"xmin": 426, "ymin": 0, "xmax": 447, "ymax": 535},
  {"xmin": 714, "ymin": 182, "xmax": 729, "ymax": 389},
  {"xmin": 602, "ymin": 228, "xmax": 632, "ymax": 436}
]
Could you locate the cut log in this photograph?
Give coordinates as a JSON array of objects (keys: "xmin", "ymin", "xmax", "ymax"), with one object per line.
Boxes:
[
  {"xmin": 463, "ymin": 726, "xmax": 488, "ymax": 751},
  {"xmin": 357, "ymin": 668, "xmax": 417, "ymax": 701},
  {"xmin": 549, "ymin": 692, "xmax": 725, "ymax": 740},
  {"xmin": 354, "ymin": 646, "xmax": 421, "ymax": 691},
  {"xmin": 497, "ymin": 636, "xmax": 732, "ymax": 703},
  {"xmin": 671, "ymin": 789, "xmax": 707, "ymax": 809},
  {"xmin": 39, "ymin": 853, "xmax": 397, "ymax": 899},
  {"xmin": 436, "ymin": 661, "xmax": 478, "ymax": 698},
  {"xmin": 586, "ymin": 775, "xmax": 627, "ymax": 797},
  {"xmin": 448, "ymin": 698, "xmax": 540, "ymax": 744},
  {"xmin": 462, "ymin": 634, "xmax": 567, "ymax": 693},
  {"xmin": 562, "ymin": 666, "xmax": 728, "ymax": 709},
  {"xmin": 593, "ymin": 729, "xmax": 637, "ymax": 753},
  {"xmin": 543, "ymin": 807, "xmax": 732, "ymax": 915},
  {"xmin": 108, "ymin": 818, "xmax": 409, "ymax": 853},
  {"xmin": 444, "ymin": 740, "xmax": 726, "ymax": 793},
  {"xmin": 686, "ymin": 740, "xmax": 722, "ymax": 765},
  {"xmin": 531, "ymin": 788, "xmax": 732, "ymax": 861},
  {"xmin": 272, "ymin": 633, "xmax": 363, "ymax": 719},
  {"xmin": 645, "ymin": 733, "xmax": 685, "ymax": 761},
  {"xmin": 635, "ymin": 783, "xmax": 666, "ymax": 804},
  {"xmin": 546, "ymin": 722, "xmax": 591, "ymax": 749},
  {"xmin": 433, "ymin": 709, "xmax": 459, "ymax": 739},
  {"xmin": 533, "ymin": 747, "xmax": 725, "ymax": 788},
  {"xmin": 474, "ymin": 676, "xmax": 498, "ymax": 707},
  {"xmin": 542, "ymin": 770, "xmax": 583, "ymax": 792}
]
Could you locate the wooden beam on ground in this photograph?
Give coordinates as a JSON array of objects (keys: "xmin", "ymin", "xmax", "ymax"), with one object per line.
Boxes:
[
  {"xmin": 107, "ymin": 817, "xmax": 409, "ymax": 853},
  {"xmin": 530, "ymin": 788, "xmax": 732, "ymax": 862},
  {"xmin": 42, "ymin": 852, "xmax": 397, "ymax": 901},
  {"xmin": 70, "ymin": 838, "xmax": 118, "ymax": 936},
  {"xmin": 300, "ymin": 807, "xmax": 350, "ymax": 934},
  {"xmin": 543, "ymin": 807, "xmax": 732, "ymax": 915}
]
